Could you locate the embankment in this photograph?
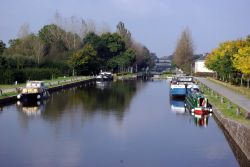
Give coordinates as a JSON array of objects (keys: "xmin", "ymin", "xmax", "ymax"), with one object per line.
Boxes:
[{"xmin": 0, "ymin": 78, "xmax": 96, "ymax": 106}]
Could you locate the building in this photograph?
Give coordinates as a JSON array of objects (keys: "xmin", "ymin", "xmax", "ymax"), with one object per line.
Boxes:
[{"xmin": 194, "ymin": 54, "xmax": 214, "ymax": 73}]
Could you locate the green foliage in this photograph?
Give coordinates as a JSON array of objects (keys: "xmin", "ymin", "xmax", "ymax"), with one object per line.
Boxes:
[
  {"xmin": 100, "ymin": 32, "xmax": 125, "ymax": 57},
  {"xmin": 2, "ymin": 21, "xmax": 152, "ymax": 83},
  {"xmin": 0, "ymin": 40, "xmax": 6, "ymax": 55},
  {"xmin": 68, "ymin": 44, "xmax": 98, "ymax": 75},
  {"xmin": 116, "ymin": 21, "xmax": 132, "ymax": 48},
  {"xmin": 39, "ymin": 24, "xmax": 62, "ymax": 45}
]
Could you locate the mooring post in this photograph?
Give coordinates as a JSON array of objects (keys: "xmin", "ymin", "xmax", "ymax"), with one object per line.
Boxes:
[
  {"xmin": 245, "ymin": 112, "xmax": 250, "ymax": 119},
  {"xmin": 220, "ymin": 97, "xmax": 224, "ymax": 104},
  {"xmin": 236, "ymin": 106, "xmax": 240, "ymax": 116},
  {"xmin": 227, "ymin": 101, "xmax": 231, "ymax": 109},
  {"xmin": 0, "ymin": 89, "xmax": 2, "ymax": 96}
]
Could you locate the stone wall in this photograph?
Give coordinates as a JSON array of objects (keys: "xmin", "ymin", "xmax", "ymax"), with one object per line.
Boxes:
[{"xmin": 213, "ymin": 106, "xmax": 250, "ymax": 161}]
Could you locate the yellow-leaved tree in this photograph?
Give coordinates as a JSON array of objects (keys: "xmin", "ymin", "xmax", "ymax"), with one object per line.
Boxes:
[{"xmin": 233, "ymin": 46, "xmax": 250, "ymax": 87}]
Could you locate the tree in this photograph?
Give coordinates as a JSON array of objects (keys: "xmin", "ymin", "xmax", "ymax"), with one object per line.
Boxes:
[
  {"xmin": 0, "ymin": 40, "xmax": 6, "ymax": 55},
  {"xmin": 116, "ymin": 22, "xmax": 132, "ymax": 48},
  {"xmin": 173, "ymin": 28, "xmax": 194, "ymax": 74},
  {"xmin": 233, "ymin": 46, "xmax": 250, "ymax": 87},
  {"xmin": 107, "ymin": 49, "xmax": 135, "ymax": 72},
  {"xmin": 68, "ymin": 44, "xmax": 98, "ymax": 75},
  {"xmin": 205, "ymin": 40, "xmax": 248, "ymax": 81},
  {"xmin": 17, "ymin": 23, "xmax": 30, "ymax": 38}
]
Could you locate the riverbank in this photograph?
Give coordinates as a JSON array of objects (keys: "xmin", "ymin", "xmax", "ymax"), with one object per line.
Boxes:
[
  {"xmin": 196, "ymin": 78, "xmax": 250, "ymax": 161},
  {"xmin": 0, "ymin": 76, "xmax": 95, "ymax": 105}
]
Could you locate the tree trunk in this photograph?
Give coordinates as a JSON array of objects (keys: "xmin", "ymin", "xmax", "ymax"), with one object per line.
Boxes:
[
  {"xmin": 241, "ymin": 74, "xmax": 243, "ymax": 86},
  {"xmin": 247, "ymin": 77, "xmax": 250, "ymax": 89}
]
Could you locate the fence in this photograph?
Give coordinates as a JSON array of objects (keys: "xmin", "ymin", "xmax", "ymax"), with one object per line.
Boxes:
[{"xmin": 195, "ymin": 79, "xmax": 250, "ymax": 119}]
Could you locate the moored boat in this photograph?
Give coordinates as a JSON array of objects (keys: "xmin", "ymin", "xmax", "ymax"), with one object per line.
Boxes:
[
  {"xmin": 17, "ymin": 81, "xmax": 49, "ymax": 101},
  {"xmin": 96, "ymin": 72, "xmax": 113, "ymax": 83},
  {"xmin": 185, "ymin": 85, "xmax": 212, "ymax": 114},
  {"xmin": 170, "ymin": 76, "xmax": 194, "ymax": 97}
]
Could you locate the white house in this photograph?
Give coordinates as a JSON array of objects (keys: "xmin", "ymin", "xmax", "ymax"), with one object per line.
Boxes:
[{"xmin": 194, "ymin": 54, "xmax": 214, "ymax": 73}]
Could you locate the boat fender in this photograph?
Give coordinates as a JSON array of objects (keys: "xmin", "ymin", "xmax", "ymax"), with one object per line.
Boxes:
[
  {"xmin": 37, "ymin": 95, "xmax": 41, "ymax": 99},
  {"xmin": 17, "ymin": 94, "xmax": 21, "ymax": 99}
]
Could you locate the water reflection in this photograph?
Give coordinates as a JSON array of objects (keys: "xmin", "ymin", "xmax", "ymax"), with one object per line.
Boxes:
[
  {"xmin": 28, "ymin": 80, "xmax": 140, "ymax": 122},
  {"xmin": 16, "ymin": 100, "xmax": 46, "ymax": 116},
  {"xmin": 170, "ymin": 99, "xmax": 186, "ymax": 114},
  {"xmin": 170, "ymin": 98, "xmax": 212, "ymax": 127},
  {"xmin": 192, "ymin": 113, "xmax": 212, "ymax": 127}
]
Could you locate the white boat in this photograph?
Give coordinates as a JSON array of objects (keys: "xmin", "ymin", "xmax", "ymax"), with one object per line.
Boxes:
[
  {"xmin": 170, "ymin": 76, "xmax": 194, "ymax": 97},
  {"xmin": 17, "ymin": 81, "xmax": 49, "ymax": 101},
  {"xmin": 96, "ymin": 72, "xmax": 113, "ymax": 83}
]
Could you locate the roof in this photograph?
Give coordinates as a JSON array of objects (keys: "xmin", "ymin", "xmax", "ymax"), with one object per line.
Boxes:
[{"xmin": 195, "ymin": 54, "xmax": 208, "ymax": 61}]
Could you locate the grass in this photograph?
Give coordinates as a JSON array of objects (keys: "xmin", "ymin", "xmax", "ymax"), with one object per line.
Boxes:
[
  {"xmin": 0, "ymin": 76, "xmax": 93, "ymax": 98},
  {"xmin": 207, "ymin": 77, "xmax": 250, "ymax": 99},
  {"xmin": 199, "ymin": 84, "xmax": 250, "ymax": 126},
  {"xmin": 0, "ymin": 92, "xmax": 17, "ymax": 99},
  {"xmin": 159, "ymin": 73, "xmax": 173, "ymax": 78}
]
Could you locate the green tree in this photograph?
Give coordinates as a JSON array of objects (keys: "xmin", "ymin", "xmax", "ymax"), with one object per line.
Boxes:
[
  {"xmin": 116, "ymin": 22, "xmax": 132, "ymax": 48},
  {"xmin": 100, "ymin": 32, "xmax": 125, "ymax": 57},
  {"xmin": 0, "ymin": 40, "xmax": 6, "ymax": 55},
  {"xmin": 68, "ymin": 44, "xmax": 98, "ymax": 75}
]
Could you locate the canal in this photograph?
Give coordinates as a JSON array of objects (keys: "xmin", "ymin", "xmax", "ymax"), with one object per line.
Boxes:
[{"xmin": 0, "ymin": 80, "xmax": 245, "ymax": 166}]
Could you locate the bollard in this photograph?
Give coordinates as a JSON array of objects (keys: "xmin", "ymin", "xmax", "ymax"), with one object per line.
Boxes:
[
  {"xmin": 227, "ymin": 101, "xmax": 231, "ymax": 109},
  {"xmin": 220, "ymin": 97, "xmax": 224, "ymax": 104},
  {"xmin": 236, "ymin": 107, "xmax": 240, "ymax": 116},
  {"xmin": 245, "ymin": 112, "xmax": 250, "ymax": 119},
  {"xmin": 0, "ymin": 89, "xmax": 2, "ymax": 95}
]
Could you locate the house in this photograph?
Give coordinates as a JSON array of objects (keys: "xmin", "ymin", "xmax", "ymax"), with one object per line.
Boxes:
[{"xmin": 194, "ymin": 54, "xmax": 214, "ymax": 74}]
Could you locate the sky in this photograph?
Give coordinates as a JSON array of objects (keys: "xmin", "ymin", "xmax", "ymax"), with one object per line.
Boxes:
[{"xmin": 1, "ymin": 0, "xmax": 250, "ymax": 57}]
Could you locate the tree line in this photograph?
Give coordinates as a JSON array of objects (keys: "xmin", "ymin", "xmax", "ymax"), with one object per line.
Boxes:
[
  {"xmin": 205, "ymin": 35, "xmax": 250, "ymax": 87},
  {"xmin": 0, "ymin": 14, "xmax": 155, "ymax": 84}
]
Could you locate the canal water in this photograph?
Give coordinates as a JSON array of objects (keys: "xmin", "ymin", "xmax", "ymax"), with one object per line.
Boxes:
[{"xmin": 0, "ymin": 80, "xmax": 245, "ymax": 167}]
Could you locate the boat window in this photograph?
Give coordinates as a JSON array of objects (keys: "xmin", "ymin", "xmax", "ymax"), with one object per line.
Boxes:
[{"xmin": 199, "ymin": 98, "xmax": 205, "ymax": 107}]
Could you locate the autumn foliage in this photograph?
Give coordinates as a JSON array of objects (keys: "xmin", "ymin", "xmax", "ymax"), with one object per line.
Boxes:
[{"xmin": 205, "ymin": 36, "xmax": 250, "ymax": 87}]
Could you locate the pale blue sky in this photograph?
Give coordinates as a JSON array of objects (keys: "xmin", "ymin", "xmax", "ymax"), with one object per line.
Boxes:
[{"xmin": 1, "ymin": 0, "xmax": 250, "ymax": 57}]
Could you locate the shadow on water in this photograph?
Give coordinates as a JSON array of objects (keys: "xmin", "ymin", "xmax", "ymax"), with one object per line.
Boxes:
[{"xmin": 214, "ymin": 116, "xmax": 250, "ymax": 166}]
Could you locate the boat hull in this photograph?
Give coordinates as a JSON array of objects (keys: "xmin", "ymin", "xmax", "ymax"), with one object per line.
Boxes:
[{"xmin": 17, "ymin": 91, "xmax": 48, "ymax": 102}]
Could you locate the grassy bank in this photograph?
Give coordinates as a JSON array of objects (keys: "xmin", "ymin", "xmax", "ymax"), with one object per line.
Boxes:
[
  {"xmin": 0, "ymin": 76, "xmax": 92, "ymax": 99},
  {"xmin": 199, "ymin": 83, "xmax": 250, "ymax": 126},
  {"xmin": 208, "ymin": 77, "xmax": 250, "ymax": 99}
]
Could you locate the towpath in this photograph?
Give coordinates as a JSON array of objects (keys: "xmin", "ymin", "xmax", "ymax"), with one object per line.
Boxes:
[{"xmin": 196, "ymin": 77, "xmax": 250, "ymax": 113}]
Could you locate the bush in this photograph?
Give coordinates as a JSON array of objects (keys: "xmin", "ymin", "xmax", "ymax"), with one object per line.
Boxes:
[
  {"xmin": 0, "ymin": 68, "xmax": 61, "ymax": 84},
  {"xmin": 21, "ymin": 68, "xmax": 61, "ymax": 81}
]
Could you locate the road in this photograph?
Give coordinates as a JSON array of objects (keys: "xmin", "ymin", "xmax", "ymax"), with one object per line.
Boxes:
[{"xmin": 197, "ymin": 77, "xmax": 250, "ymax": 113}]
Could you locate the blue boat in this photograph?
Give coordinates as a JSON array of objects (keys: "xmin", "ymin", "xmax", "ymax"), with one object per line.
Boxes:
[{"xmin": 170, "ymin": 76, "xmax": 194, "ymax": 97}]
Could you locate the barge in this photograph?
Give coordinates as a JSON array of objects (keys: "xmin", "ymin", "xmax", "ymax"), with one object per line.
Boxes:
[{"xmin": 185, "ymin": 85, "xmax": 213, "ymax": 115}]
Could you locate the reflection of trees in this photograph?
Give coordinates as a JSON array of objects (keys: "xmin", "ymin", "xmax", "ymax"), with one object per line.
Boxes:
[
  {"xmin": 80, "ymin": 81, "xmax": 137, "ymax": 118},
  {"xmin": 42, "ymin": 80, "xmax": 140, "ymax": 122}
]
